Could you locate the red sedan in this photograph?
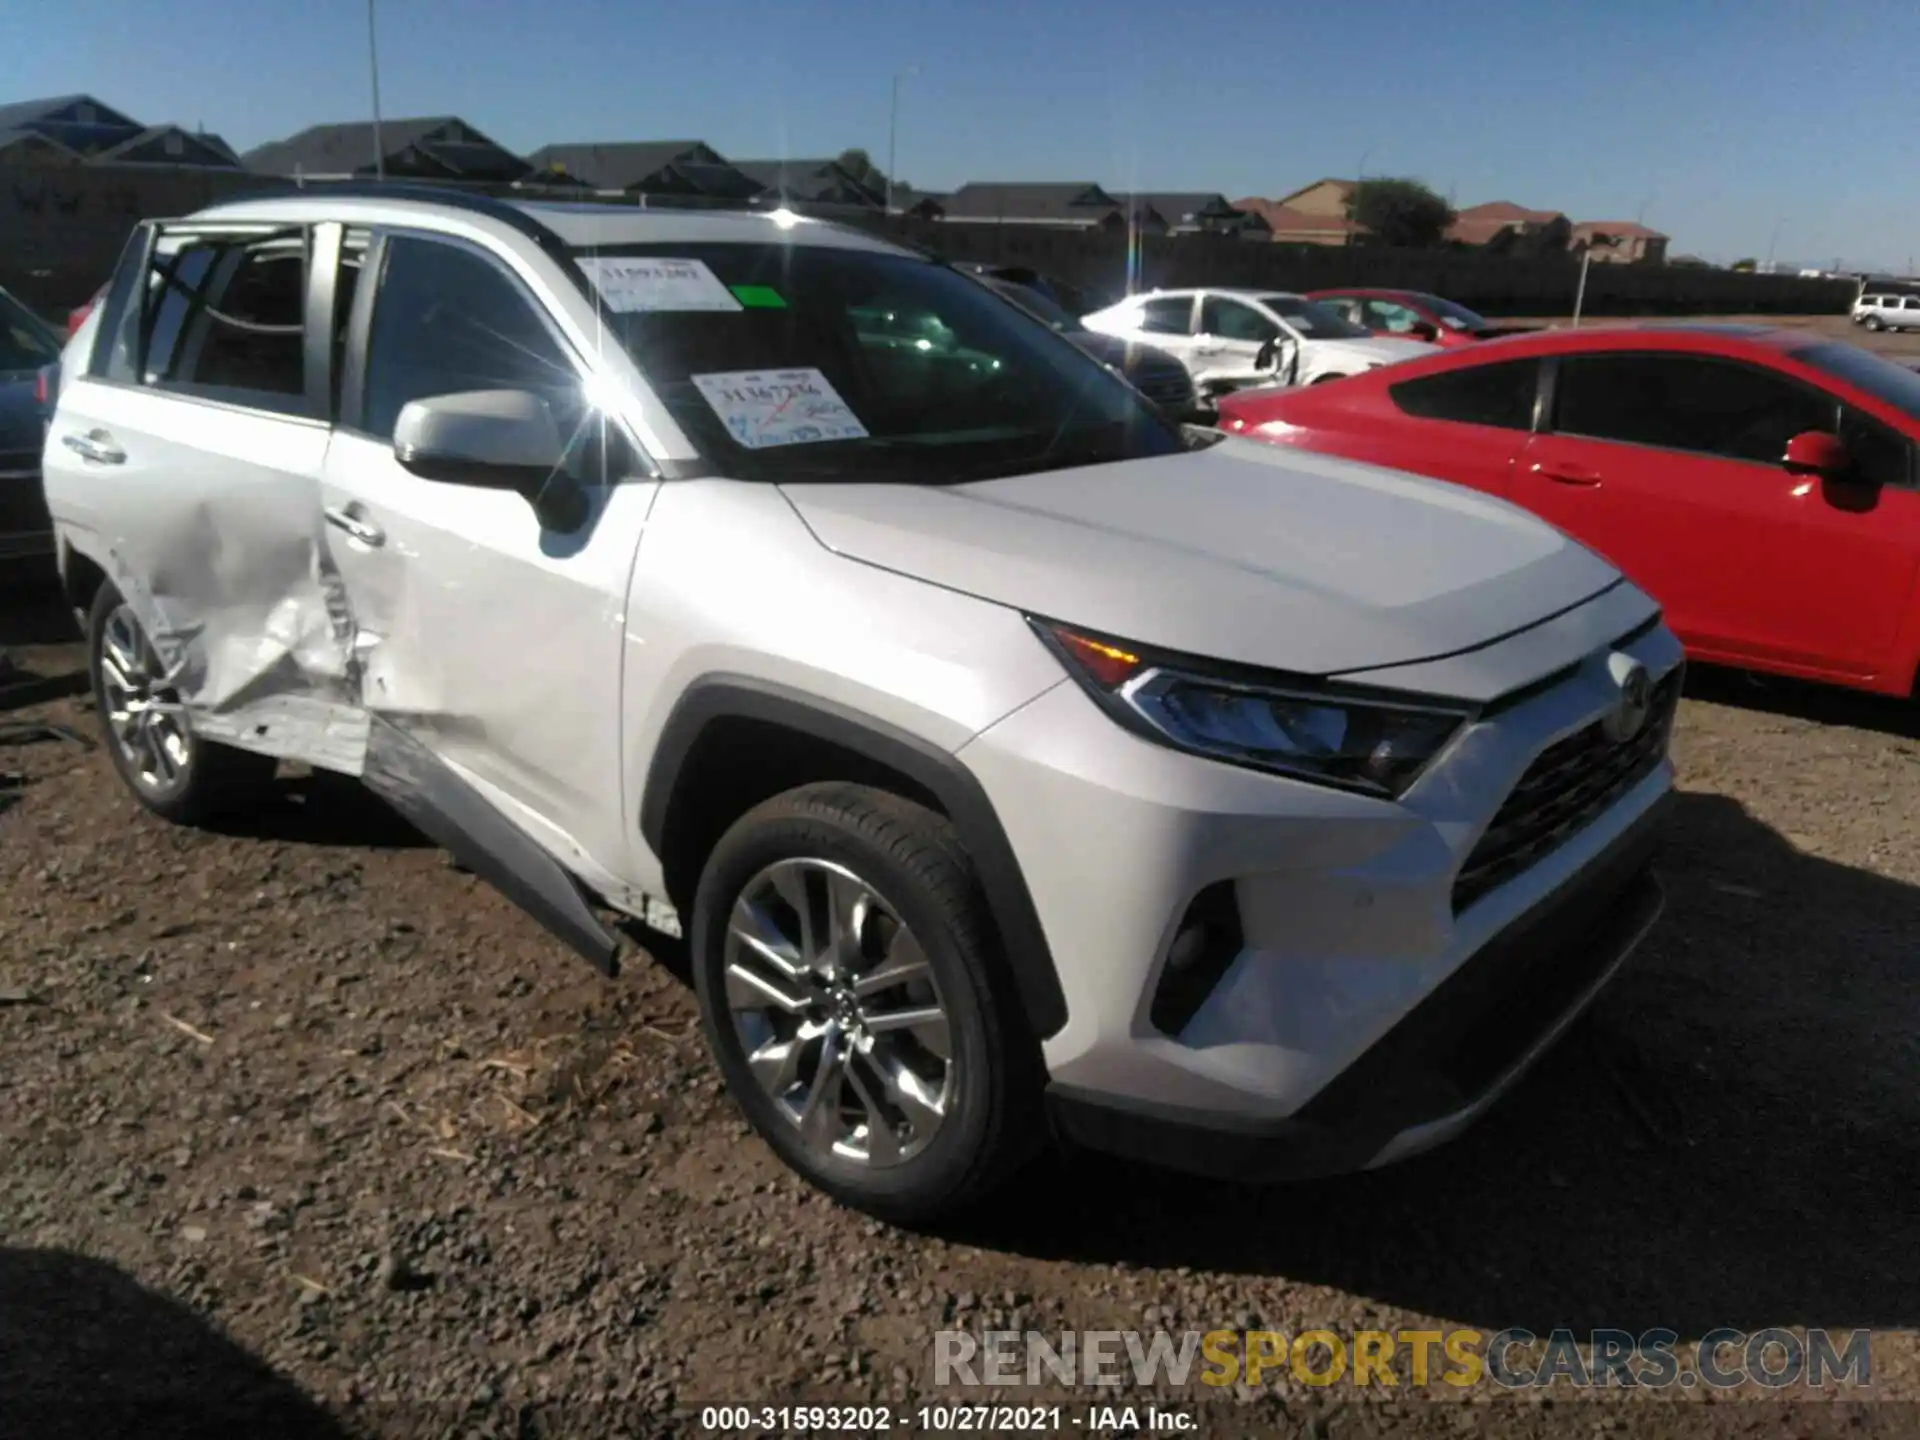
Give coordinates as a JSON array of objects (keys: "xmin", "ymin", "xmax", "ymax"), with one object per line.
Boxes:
[
  {"xmin": 1218, "ymin": 323, "xmax": 1920, "ymax": 697},
  {"xmin": 1306, "ymin": 288, "xmax": 1537, "ymax": 348}
]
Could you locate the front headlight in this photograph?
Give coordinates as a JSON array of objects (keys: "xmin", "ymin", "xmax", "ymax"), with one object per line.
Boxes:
[{"xmin": 1035, "ymin": 621, "xmax": 1472, "ymax": 798}]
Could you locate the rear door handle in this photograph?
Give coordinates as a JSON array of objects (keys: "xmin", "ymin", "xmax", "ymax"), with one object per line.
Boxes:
[
  {"xmin": 61, "ymin": 429, "xmax": 124, "ymax": 465},
  {"xmin": 324, "ymin": 505, "xmax": 386, "ymax": 547},
  {"xmin": 1531, "ymin": 460, "xmax": 1602, "ymax": 486}
]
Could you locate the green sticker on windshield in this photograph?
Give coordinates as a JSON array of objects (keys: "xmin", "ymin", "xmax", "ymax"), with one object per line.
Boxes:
[{"xmin": 730, "ymin": 284, "xmax": 787, "ymax": 308}]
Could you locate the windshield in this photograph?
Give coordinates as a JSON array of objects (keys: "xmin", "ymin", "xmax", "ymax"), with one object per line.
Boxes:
[
  {"xmin": 1257, "ymin": 295, "xmax": 1371, "ymax": 340},
  {"xmin": 1793, "ymin": 341, "xmax": 1920, "ymax": 422},
  {"xmin": 984, "ymin": 277, "xmax": 1078, "ymax": 333},
  {"xmin": 0, "ymin": 289, "xmax": 61, "ymax": 373},
  {"xmin": 575, "ymin": 242, "xmax": 1182, "ymax": 483},
  {"xmin": 1419, "ymin": 295, "xmax": 1493, "ymax": 331}
]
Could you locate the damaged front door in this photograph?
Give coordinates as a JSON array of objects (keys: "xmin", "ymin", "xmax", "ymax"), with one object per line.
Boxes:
[
  {"xmin": 44, "ymin": 219, "xmax": 365, "ymax": 771},
  {"xmin": 317, "ymin": 227, "xmax": 659, "ymax": 892}
]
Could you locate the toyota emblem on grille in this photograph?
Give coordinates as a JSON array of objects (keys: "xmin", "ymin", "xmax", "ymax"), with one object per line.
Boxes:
[{"xmin": 1603, "ymin": 652, "xmax": 1653, "ymax": 742}]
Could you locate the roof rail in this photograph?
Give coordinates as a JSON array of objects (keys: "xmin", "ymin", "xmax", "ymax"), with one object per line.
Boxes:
[{"xmin": 204, "ymin": 179, "xmax": 572, "ymax": 258}]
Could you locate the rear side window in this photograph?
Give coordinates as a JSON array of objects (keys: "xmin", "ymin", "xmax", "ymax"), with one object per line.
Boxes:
[
  {"xmin": 1553, "ymin": 353, "xmax": 1835, "ymax": 464},
  {"xmin": 101, "ymin": 226, "xmax": 310, "ymax": 415},
  {"xmin": 1388, "ymin": 359, "xmax": 1540, "ymax": 430},
  {"xmin": 1138, "ymin": 296, "xmax": 1193, "ymax": 335}
]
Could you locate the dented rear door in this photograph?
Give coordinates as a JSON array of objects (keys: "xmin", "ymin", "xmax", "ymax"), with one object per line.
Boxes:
[{"xmin": 43, "ymin": 218, "xmax": 365, "ymax": 771}]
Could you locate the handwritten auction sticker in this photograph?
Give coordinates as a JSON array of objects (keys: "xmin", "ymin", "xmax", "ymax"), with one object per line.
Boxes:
[
  {"xmin": 578, "ymin": 256, "xmax": 742, "ymax": 312},
  {"xmin": 692, "ymin": 369, "xmax": 869, "ymax": 449}
]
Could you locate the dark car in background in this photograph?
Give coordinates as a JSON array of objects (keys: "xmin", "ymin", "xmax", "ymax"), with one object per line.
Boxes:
[
  {"xmin": 961, "ymin": 265, "xmax": 1207, "ymax": 422},
  {"xmin": 1307, "ymin": 288, "xmax": 1540, "ymax": 348},
  {"xmin": 0, "ymin": 284, "xmax": 64, "ymax": 564}
]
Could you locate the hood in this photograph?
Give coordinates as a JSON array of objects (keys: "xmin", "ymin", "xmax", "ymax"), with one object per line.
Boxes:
[
  {"xmin": 781, "ymin": 437, "xmax": 1621, "ymax": 678},
  {"xmin": 1311, "ymin": 335, "xmax": 1438, "ymax": 366}
]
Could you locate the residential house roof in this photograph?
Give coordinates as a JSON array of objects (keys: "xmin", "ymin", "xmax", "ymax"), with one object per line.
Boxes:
[
  {"xmin": 94, "ymin": 124, "xmax": 242, "ymax": 167},
  {"xmin": 1229, "ymin": 198, "xmax": 1360, "ymax": 240},
  {"xmin": 0, "ymin": 94, "xmax": 142, "ymax": 144},
  {"xmin": 939, "ymin": 182, "xmax": 1162, "ymax": 227},
  {"xmin": 730, "ymin": 158, "xmax": 882, "ymax": 207},
  {"xmin": 523, "ymin": 140, "xmax": 760, "ymax": 198},
  {"xmin": 1447, "ymin": 200, "xmax": 1569, "ymax": 245},
  {"xmin": 243, "ymin": 116, "xmax": 530, "ymax": 181},
  {"xmin": 1275, "ymin": 178, "xmax": 1357, "ymax": 213},
  {"xmin": 1117, "ymin": 192, "xmax": 1264, "ymax": 232},
  {"xmin": 1571, "ymin": 220, "xmax": 1669, "ymax": 241}
]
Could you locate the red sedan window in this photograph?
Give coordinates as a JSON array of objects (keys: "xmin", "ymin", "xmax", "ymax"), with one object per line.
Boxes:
[
  {"xmin": 1388, "ymin": 359, "xmax": 1541, "ymax": 429},
  {"xmin": 1553, "ymin": 353, "xmax": 1834, "ymax": 464}
]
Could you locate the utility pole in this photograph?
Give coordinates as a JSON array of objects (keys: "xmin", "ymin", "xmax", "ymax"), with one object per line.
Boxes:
[
  {"xmin": 1349, "ymin": 147, "xmax": 1372, "ymax": 247},
  {"xmin": 886, "ymin": 66, "xmax": 918, "ymax": 213},
  {"xmin": 367, "ymin": 0, "xmax": 386, "ymax": 179}
]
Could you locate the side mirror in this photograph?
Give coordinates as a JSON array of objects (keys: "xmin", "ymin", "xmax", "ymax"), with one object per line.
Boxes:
[
  {"xmin": 394, "ymin": 389, "xmax": 566, "ymax": 489},
  {"xmin": 1781, "ymin": 430, "xmax": 1851, "ymax": 479},
  {"xmin": 1409, "ymin": 321, "xmax": 1439, "ymax": 342}
]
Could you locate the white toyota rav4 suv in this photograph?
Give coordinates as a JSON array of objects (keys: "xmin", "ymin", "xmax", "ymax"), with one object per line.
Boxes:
[{"xmin": 43, "ymin": 187, "xmax": 1682, "ymax": 1223}]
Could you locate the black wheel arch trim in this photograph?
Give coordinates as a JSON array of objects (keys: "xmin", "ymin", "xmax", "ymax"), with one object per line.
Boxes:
[{"xmin": 639, "ymin": 675, "xmax": 1069, "ymax": 1038}]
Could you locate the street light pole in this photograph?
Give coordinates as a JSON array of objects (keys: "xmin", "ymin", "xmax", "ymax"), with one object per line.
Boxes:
[
  {"xmin": 367, "ymin": 0, "xmax": 386, "ymax": 180},
  {"xmin": 886, "ymin": 66, "xmax": 918, "ymax": 213},
  {"xmin": 1349, "ymin": 147, "xmax": 1372, "ymax": 247}
]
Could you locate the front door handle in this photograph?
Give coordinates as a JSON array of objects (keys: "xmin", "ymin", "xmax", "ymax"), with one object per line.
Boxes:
[
  {"xmin": 1530, "ymin": 460, "xmax": 1602, "ymax": 486},
  {"xmin": 324, "ymin": 505, "xmax": 386, "ymax": 547},
  {"xmin": 61, "ymin": 429, "xmax": 125, "ymax": 465}
]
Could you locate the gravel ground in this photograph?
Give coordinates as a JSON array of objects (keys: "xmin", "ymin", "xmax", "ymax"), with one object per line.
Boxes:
[{"xmin": 4, "ymin": 323, "xmax": 1918, "ymax": 1437}]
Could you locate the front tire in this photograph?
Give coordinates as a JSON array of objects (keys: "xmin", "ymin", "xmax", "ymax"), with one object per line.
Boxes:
[
  {"xmin": 690, "ymin": 783, "xmax": 1042, "ymax": 1225},
  {"xmin": 1866, "ymin": 316, "xmax": 1885, "ymax": 331},
  {"xmin": 88, "ymin": 582, "xmax": 276, "ymax": 824}
]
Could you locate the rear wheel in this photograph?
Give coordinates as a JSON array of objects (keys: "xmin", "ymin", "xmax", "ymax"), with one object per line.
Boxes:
[
  {"xmin": 88, "ymin": 582, "xmax": 276, "ymax": 823},
  {"xmin": 690, "ymin": 783, "xmax": 1042, "ymax": 1224}
]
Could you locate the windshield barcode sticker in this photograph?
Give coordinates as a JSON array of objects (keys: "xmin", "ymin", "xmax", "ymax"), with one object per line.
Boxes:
[
  {"xmin": 692, "ymin": 369, "xmax": 869, "ymax": 449},
  {"xmin": 579, "ymin": 257, "xmax": 742, "ymax": 312}
]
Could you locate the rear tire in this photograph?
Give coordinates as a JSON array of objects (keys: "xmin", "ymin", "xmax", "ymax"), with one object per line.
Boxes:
[
  {"xmin": 690, "ymin": 782, "xmax": 1043, "ymax": 1225},
  {"xmin": 88, "ymin": 582, "xmax": 277, "ymax": 824}
]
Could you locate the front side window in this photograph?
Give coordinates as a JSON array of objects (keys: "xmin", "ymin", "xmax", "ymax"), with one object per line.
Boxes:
[
  {"xmin": 1389, "ymin": 359, "xmax": 1540, "ymax": 430},
  {"xmin": 1137, "ymin": 296, "xmax": 1194, "ymax": 335},
  {"xmin": 1793, "ymin": 341, "xmax": 1920, "ymax": 423},
  {"xmin": 1363, "ymin": 299, "xmax": 1424, "ymax": 333},
  {"xmin": 103, "ymin": 226, "xmax": 309, "ymax": 413},
  {"xmin": 1421, "ymin": 295, "xmax": 1493, "ymax": 331},
  {"xmin": 361, "ymin": 236, "xmax": 587, "ymax": 440},
  {"xmin": 1200, "ymin": 297, "xmax": 1279, "ymax": 342},
  {"xmin": 1255, "ymin": 295, "xmax": 1371, "ymax": 340},
  {"xmin": 1839, "ymin": 406, "xmax": 1913, "ymax": 488},
  {"xmin": 579, "ymin": 242, "xmax": 1183, "ymax": 484},
  {"xmin": 1553, "ymin": 353, "xmax": 1835, "ymax": 465}
]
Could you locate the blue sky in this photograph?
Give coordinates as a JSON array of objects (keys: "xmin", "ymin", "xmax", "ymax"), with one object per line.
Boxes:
[{"xmin": 4, "ymin": 0, "xmax": 1916, "ymax": 268}]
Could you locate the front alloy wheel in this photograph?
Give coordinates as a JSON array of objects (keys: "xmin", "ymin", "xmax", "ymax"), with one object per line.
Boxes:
[
  {"xmin": 691, "ymin": 783, "xmax": 1043, "ymax": 1224},
  {"xmin": 724, "ymin": 857, "xmax": 955, "ymax": 1167}
]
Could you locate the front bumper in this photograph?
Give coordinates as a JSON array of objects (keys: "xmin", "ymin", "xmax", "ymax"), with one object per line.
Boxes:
[
  {"xmin": 1046, "ymin": 793, "xmax": 1666, "ymax": 1180},
  {"xmin": 957, "ymin": 584, "xmax": 1682, "ymax": 1176}
]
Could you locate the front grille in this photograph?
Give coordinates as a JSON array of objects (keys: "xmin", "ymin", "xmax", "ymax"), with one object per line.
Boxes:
[{"xmin": 1452, "ymin": 668, "xmax": 1680, "ymax": 913}]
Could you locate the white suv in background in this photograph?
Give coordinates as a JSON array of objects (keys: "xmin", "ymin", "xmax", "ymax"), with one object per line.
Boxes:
[
  {"xmin": 44, "ymin": 187, "xmax": 1681, "ymax": 1223},
  {"xmin": 1081, "ymin": 287, "xmax": 1438, "ymax": 395},
  {"xmin": 1852, "ymin": 292, "xmax": 1920, "ymax": 331}
]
